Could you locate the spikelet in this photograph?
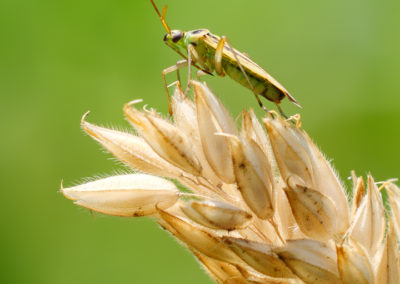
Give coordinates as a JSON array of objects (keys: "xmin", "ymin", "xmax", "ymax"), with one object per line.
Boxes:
[{"xmin": 62, "ymin": 81, "xmax": 399, "ymax": 283}]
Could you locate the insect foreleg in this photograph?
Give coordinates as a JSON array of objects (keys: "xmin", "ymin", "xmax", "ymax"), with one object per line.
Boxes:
[
  {"xmin": 162, "ymin": 59, "xmax": 188, "ymax": 115},
  {"xmin": 224, "ymin": 36, "xmax": 269, "ymax": 113}
]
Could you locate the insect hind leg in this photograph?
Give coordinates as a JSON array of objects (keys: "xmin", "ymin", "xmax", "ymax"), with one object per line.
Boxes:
[
  {"xmin": 162, "ymin": 59, "xmax": 188, "ymax": 115},
  {"xmin": 255, "ymin": 94, "xmax": 270, "ymax": 113},
  {"xmin": 223, "ymin": 36, "xmax": 270, "ymax": 114},
  {"xmin": 275, "ymin": 103, "xmax": 288, "ymax": 119}
]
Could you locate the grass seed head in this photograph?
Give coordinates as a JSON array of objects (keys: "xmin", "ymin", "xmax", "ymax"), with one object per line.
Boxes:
[{"xmin": 62, "ymin": 81, "xmax": 399, "ymax": 283}]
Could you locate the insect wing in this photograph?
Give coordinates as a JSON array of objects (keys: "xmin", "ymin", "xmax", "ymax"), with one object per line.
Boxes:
[{"xmin": 202, "ymin": 34, "xmax": 299, "ymax": 106}]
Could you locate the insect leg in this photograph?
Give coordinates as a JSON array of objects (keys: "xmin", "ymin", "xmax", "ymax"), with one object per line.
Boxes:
[
  {"xmin": 176, "ymin": 66, "xmax": 181, "ymax": 84},
  {"xmin": 184, "ymin": 44, "xmax": 193, "ymax": 96},
  {"xmin": 188, "ymin": 44, "xmax": 213, "ymax": 88},
  {"xmin": 185, "ymin": 43, "xmax": 208, "ymax": 95},
  {"xmin": 162, "ymin": 59, "xmax": 188, "ymax": 115},
  {"xmin": 275, "ymin": 103, "xmax": 288, "ymax": 119},
  {"xmin": 223, "ymin": 36, "xmax": 269, "ymax": 113},
  {"xmin": 189, "ymin": 44, "xmax": 208, "ymax": 71},
  {"xmin": 214, "ymin": 37, "xmax": 226, "ymax": 77}
]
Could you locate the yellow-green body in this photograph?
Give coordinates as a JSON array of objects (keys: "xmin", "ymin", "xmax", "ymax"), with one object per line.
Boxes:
[{"xmin": 164, "ymin": 28, "xmax": 299, "ymax": 106}]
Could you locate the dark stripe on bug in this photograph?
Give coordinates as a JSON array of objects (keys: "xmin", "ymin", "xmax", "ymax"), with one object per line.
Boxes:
[{"xmin": 192, "ymin": 29, "xmax": 203, "ymax": 34}]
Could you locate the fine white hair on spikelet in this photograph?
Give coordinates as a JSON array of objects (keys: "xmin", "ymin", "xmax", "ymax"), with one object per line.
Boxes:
[{"xmin": 62, "ymin": 81, "xmax": 400, "ymax": 284}]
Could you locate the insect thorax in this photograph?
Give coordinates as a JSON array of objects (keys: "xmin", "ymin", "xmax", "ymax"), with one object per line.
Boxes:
[{"xmin": 185, "ymin": 29, "xmax": 210, "ymax": 45}]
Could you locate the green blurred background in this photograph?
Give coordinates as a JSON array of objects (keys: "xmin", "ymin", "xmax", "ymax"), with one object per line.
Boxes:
[{"xmin": 1, "ymin": 0, "xmax": 399, "ymax": 283}]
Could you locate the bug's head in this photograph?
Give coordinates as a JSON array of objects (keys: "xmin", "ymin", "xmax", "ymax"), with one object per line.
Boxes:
[
  {"xmin": 151, "ymin": 0, "xmax": 176, "ymax": 42},
  {"xmin": 163, "ymin": 30, "xmax": 185, "ymax": 46},
  {"xmin": 150, "ymin": 1, "xmax": 187, "ymax": 58}
]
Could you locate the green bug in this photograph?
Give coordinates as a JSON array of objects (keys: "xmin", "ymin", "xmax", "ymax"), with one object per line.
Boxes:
[{"xmin": 150, "ymin": 0, "xmax": 301, "ymax": 116}]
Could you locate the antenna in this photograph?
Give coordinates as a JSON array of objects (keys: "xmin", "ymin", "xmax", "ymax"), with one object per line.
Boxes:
[{"xmin": 150, "ymin": 0, "xmax": 172, "ymax": 35}]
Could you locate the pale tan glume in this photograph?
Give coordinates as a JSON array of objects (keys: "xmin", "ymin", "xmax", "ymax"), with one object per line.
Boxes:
[{"xmin": 62, "ymin": 81, "xmax": 400, "ymax": 284}]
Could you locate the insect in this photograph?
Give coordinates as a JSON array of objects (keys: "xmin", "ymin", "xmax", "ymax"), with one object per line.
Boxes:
[{"xmin": 150, "ymin": 0, "xmax": 301, "ymax": 116}]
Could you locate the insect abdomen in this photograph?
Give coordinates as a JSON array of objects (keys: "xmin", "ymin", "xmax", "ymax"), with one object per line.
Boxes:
[{"xmin": 222, "ymin": 60, "xmax": 284, "ymax": 103}]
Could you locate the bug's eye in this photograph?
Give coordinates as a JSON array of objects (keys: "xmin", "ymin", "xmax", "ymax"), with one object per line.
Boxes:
[{"xmin": 172, "ymin": 31, "xmax": 183, "ymax": 43}]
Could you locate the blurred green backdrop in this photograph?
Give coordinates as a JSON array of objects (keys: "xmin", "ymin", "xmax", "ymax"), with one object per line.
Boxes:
[{"xmin": 1, "ymin": 0, "xmax": 399, "ymax": 283}]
